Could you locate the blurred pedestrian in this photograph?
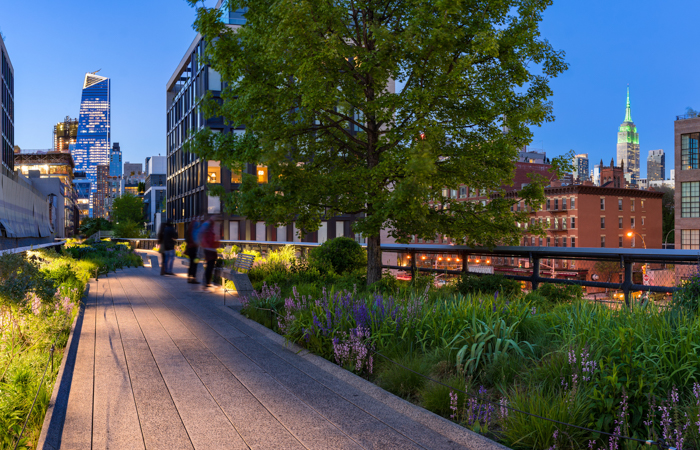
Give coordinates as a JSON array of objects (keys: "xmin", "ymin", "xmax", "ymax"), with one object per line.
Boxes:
[
  {"xmin": 185, "ymin": 219, "xmax": 201, "ymax": 284},
  {"xmin": 158, "ymin": 220, "xmax": 177, "ymax": 275},
  {"xmin": 199, "ymin": 218, "xmax": 220, "ymax": 291}
]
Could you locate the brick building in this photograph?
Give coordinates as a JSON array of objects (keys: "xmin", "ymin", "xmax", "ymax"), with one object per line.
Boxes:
[{"xmin": 674, "ymin": 115, "xmax": 700, "ymax": 249}]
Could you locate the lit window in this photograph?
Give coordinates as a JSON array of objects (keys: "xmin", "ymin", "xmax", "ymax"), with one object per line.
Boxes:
[
  {"xmin": 257, "ymin": 166, "xmax": 268, "ymax": 183},
  {"xmin": 682, "ymin": 182, "xmax": 699, "ymax": 218},
  {"xmin": 682, "ymin": 230, "xmax": 700, "ymax": 249},
  {"xmin": 207, "ymin": 161, "xmax": 221, "ymax": 184},
  {"xmin": 681, "ymin": 133, "xmax": 699, "ymax": 170}
]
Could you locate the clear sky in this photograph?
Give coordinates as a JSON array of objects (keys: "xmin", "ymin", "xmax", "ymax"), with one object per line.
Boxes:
[{"xmin": 1, "ymin": 0, "xmax": 697, "ymax": 180}]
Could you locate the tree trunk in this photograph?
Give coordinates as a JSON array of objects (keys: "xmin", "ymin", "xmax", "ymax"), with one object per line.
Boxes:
[{"xmin": 366, "ymin": 234, "xmax": 382, "ymax": 286}]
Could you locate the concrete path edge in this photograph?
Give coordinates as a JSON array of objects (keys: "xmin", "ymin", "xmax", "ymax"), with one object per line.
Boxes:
[
  {"xmin": 36, "ymin": 281, "xmax": 91, "ymax": 450},
  {"xmin": 217, "ymin": 303, "xmax": 510, "ymax": 450}
]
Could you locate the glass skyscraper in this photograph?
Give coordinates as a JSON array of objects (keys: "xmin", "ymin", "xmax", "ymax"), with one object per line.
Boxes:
[{"xmin": 71, "ymin": 72, "xmax": 110, "ymax": 217}]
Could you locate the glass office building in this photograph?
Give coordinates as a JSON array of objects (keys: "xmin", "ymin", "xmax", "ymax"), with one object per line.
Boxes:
[
  {"xmin": 1, "ymin": 33, "xmax": 14, "ymax": 175},
  {"xmin": 71, "ymin": 72, "xmax": 110, "ymax": 217}
]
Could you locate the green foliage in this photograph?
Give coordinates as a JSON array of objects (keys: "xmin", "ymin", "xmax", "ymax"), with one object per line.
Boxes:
[
  {"xmin": 0, "ymin": 253, "xmax": 56, "ymax": 306},
  {"xmin": 535, "ymin": 283, "xmax": 584, "ymax": 305},
  {"xmin": 186, "ymin": 0, "xmax": 568, "ymax": 283},
  {"xmin": 308, "ymin": 237, "xmax": 366, "ymax": 275},
  {"xmin": 674, "ymin": 270, "xmax": 700, "ymax": 311},
  {"xmin": 113, "ymin": 220, "xmax": 147, "ymax": 239},
  {"xmin": 79, "ymin": 217, "xmax": 112, "ymax": 237},
  {"xmin": 456, "ymin": 274, "xmax": 521, "ymax": 298},
  {"xmin": 375, "ymin": 352, "xmax": 430, "ymax": 400},
  {"xmin": 111, "ymin": 193, "xmax": 144, "ymax": 225}
]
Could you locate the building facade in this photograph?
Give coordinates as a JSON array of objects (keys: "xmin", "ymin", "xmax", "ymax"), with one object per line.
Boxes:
[
  {"xmin": 53, "ymin": 117, "xmax": 78, "ymax": 153},
  {"xmin": 647, "ymin": 149, "xmax": 665, "ymax": 182},
  {"xmin": 573, "ymin": 153, "xmax": 589, "ymax": 182},
  {"xmin": 110, "ymin": 142, "xmax": 122, "ymax": 177},
  {"xmin": 123, "ymin": 161, "xmax": 142, "ymax": 177},
  {"xmin": 71, "ymin": 72, "xmax": 111, "ymax": 217},
  {"xmin": 14, "ymin": 150, "xmax": 77, "ymax": 236},
  {"xmin": 674, "ymin": 115, "xmax": 700, "ymax": 249},
  {"xmin": 617, "ymin": 88, "xmax": 640, "ymax": 184},
  {"xmin": 1, "ymin": 33, "xmax": 14, "ymax": 175}
]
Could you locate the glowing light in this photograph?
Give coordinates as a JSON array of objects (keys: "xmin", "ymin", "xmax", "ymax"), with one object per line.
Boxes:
[
  {"xmin": 447, "ymin": 258, "xmax": 451, "ymax": 261},
  {"xmin": 476, "ymin": 259, "xmax": 480, "ymax": 263},
  {"xmin": 438, "ymin": 257, "xmax": 442, "ymax": 261},
  {"xmin": 421, "ymin": 256, "xmax": 426, "ymax": 260},
  {"xmin": 626, "ymin": 232, "xmax": 633, "ymax": 237},
  {"xmin": 486, "ymin": 260, "xmax": 491, "ymax": 264},
  {"xmin": 456, "ymin": 258, "xmax": 460, "ymax": 262},
  {"xmin": 406, "ymin": 255, "xmax": 411, "ymax": 259}
]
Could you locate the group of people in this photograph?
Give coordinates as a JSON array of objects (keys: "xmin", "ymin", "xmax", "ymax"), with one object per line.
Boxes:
[{"xmin": 157, "ymin": 217, "xmax": 220, "ymax": 291}]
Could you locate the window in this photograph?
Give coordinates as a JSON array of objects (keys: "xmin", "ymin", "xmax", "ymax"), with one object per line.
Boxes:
[
  {"xmin": 570, "ymin": 217, "xmax": 575, "ymax": 229},
  {"xmin": 562, "ymin": 217, "xmax": 567, "ymax": 230},
  {"xmin": 257, "ymin": 166, "xmax": 268, "ymax": 183},
  {"xmin": 554, "ymin": 199, "xmax": 559, "ymax": 210},
  {"xmin": 571, "ymin": 237, "xmax": 576, "ymax": 248},
  {"xmin": 600, "ymin": 198, "xmax": 605, "ymax": 210},
  {"xmin": 531, "ymin": 236, "xmax": 535, "ymax": 246},
  {"xmin": 631, "ymin": 199, "xmax": 635, "ymax": 212},
  {"xmin": 682, "ymin": 182, "xmax": 700, "ymax": 217},
  {"xmin": 554, "ymin": 237, "xmax": 559, "ymax": 247},
  {"xmin": 539, "ymin": 237, "xmax": 543, "ymax": 246},
  {"xmin": 547, "ymin": 237, "xmax": 551, "ymax": 247},
  {"xmin": 546, "ymin": 199, "xmax": 551, "ymax": 210},
  {"xmin": 208, "ymin": 67, "xmax": 222, "ymax": 91},
  {"xmin": 562, "ymin": 237, "xmax": 567, "ymax": 247},
  {"xmin": 562, "ymin": 198, "xmax": 567, "ymax": 210},
  {"xmin": 207, "ymin": 161, "xmax": 221, "ymax": 184},
  {"xmin": 641, "ymin": 200, "xmax": 645, "ymax": 209},
  {"xmin": 601, "ymin": 236, "xmax": 606, "ymax": 247},
  {"xmin": 601, "ymin": 217, "xmax": 605, "ymax": 229},
  {"xmin": 459, "ymin": 186, "xmax": 467, "ymax": 198},
  {"xmin": 618, "ymin": 199, "xmax": 623, "ymax": 211},
  {"xmin": 571, "ymin": 197, "xmax": 575, "ymax": 209},
  {"xmin": 230, "ymin": 168, "xmax": 241, "ymax": 183},
  {"xmin": 642, "ymin": 217, "xmax": 645, "ymax": 226},
  {"xmin": 682, "ymin": 229, "xmax": 700, "ymax": 249},
  {"xmin": 554, "ymin": 218, "xmax": 559, "ymax": 230},
  {"xmin": 681, "ymin": 133, "xmax": 699, "ymax": 170},
  {"xmin": 442, "ymin": 188, "xmax": 449, "ymax": 198},
  {"xmin": 451, "ymin": 189, "xmax": 458, "ymax": 198},
  {"xmin": 619, "ymin": 236, "xmax": 623, "ymax": 248},
  {"xmin": 631, "ymin": 217, "xmax": 635, "ymax": 229},
  {"xmin": 618, "ymin": 217, "xmax": 623, "ymax": 229}
]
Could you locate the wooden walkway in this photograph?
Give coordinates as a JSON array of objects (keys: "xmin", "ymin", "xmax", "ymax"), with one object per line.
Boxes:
[{"xmin": 39, "ymin": 259, "xmax": 505, "ymax": 450}]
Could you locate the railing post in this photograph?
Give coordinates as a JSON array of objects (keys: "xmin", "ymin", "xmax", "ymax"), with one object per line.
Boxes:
[
  {"xmin": 622, "ymin": 256, "xmax": 632, "ymax": 308},
  {"xmin": 410, "ymin": 250, "xmax": 416, "ymax": 281},
  {"xmin": 461, "ymin": 251, "xmax": 467, "ymax": 274},
  {"xmin": 532, "ymin": 255, "xmax": 540, "ymax": 291}
]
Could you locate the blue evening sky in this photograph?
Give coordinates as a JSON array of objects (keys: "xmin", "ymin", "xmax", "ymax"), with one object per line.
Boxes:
[{"xmin": 1, "ymin": 0, "xmax": 696, "ymax": 180}]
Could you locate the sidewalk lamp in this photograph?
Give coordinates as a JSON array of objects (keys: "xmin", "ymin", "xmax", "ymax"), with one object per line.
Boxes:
[
  {"xmin": 626, "ymin": 231, "xmax": 646, "ymax": 249},
  {"xmin": 664, "ymin": 229, "xmax": 675, "ymax": 249}
]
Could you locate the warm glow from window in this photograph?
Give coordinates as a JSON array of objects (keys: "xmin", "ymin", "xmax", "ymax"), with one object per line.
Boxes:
[
  {"xmin": 257, "ymin": 166, "xmax": 268, "ymax": 183},
  {"xmin": 208, "ymin": 161, "xmax": 221, "ymax": 184}
]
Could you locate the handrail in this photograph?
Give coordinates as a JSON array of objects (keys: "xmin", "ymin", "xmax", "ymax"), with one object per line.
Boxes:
[{"xmin": 0, "ymin": 240, "xmax": 66, "ymax": 256}]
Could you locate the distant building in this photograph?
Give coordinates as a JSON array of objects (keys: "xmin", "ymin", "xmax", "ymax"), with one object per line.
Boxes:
[
  {"xmin": 109, "ymin": 142, "xmax": 122, "ymax": 177},
  {"xmin": 617, "ymin": 87, "xmax": 640, "ymax": 184},
  {"xmin": 647, "ymin": 149, "xmax": 665, "ymax": 182},
  {"xmin": 518, "ymin": 149, "xmax": 547, "ymax": 164},
  {"xmin": 53, "ymin": 117, "xmax": 78, "ymax": 153},
  {"xmin": 591, "ymin": 164, "xmax": 601, "ymax": 186},
  {"xmin": 573, "ymin": 153, "xmax": 589, "ymax": 182},
  {"xmin": 15, "ymin": 150, "xmax": 78, "ymax": 236},
  {"xmin": 599, "ymin": 158, "xmax": 625, "ymax": 188},
  {"xmin": 95, "ymin": 165, "xmax": 112, "ymax": 219},
  {"xmin": 144, "ymin": 156, "xmax": 151, "ymax": 176},
  {"xmin": 73, "ymin": 172, "xmax": 91, "ymax": 221},
  {"xmin": 674, "ymin": 115, "xmax": 700, "ymax": 249},
  {"xmin": 637, "ymin": 178, "xmax": 648, "ymax": 190},
  {"xmin": 71, "ymin": 72, "xmax": 111, "ymax": 217},
  {"xmin": 0, "ymin": 32, "xmax": 15, "ymax": 175},
  {"xmin": 123, "ymin": 161, "xmax": 142, "ymax": 177}
]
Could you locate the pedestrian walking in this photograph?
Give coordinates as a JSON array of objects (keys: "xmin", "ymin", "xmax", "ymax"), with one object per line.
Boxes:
[
  {"xmin": 185, "ymin": 219, "xmax": 201, "ymax": 284},
  {"xmin": 158, "ymin": 220, "xmax": 177, "ymax": 275},
  {"xmin": 199, "ymin": 218, "xmax": 220, "ymax": 291}
]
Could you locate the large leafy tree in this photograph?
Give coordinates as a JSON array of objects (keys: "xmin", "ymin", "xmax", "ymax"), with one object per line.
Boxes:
[
  {"xmin": 112, "ymin": 193, "xmax": 144, "ymax": 225},
  {"xmin": 187, "ymin": 0, "xmax": 568, "ymax": 284}
]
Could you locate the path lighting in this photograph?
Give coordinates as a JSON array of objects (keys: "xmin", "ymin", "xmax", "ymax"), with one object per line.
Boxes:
[
  {"xmin": 476, "ymin": 259, "xmax": 480, "ymax": 263},
  {"xmin": 438, "ymin": 257, "xmax": 443, "ymax": 261},
  {"xmin": 406, "ymin": 255, "xmax": 411, "ymax": 259},
  {"xmin": 456, "ymin": 258, "xmax": 461, "ymax": 262},
  {"xmin": 447, "ymin": 258, "xmax": 451, "ymax": 261},
  {"xmin": 421, "ymin": 256, "xmax": 426, "ymax": 260},
  {"xmin": 486, "ymin": 260, "xmax": 491, "ymax": 264}
]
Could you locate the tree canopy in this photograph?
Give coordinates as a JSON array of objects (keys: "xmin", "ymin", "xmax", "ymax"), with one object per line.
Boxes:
[
  {"xmin": 112, "ymin": 193, "xmax": 144, "ymax": 225},
  {"xmin": 188, "ymin": 0, "xmax": 568, "ymax": 283}
]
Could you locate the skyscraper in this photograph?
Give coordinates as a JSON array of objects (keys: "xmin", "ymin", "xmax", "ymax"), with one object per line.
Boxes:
[
  {"xmin": 71, "ymin": 72, "xmax": 110, "ymax": 217},
  {"xmin": 617, "ymin": 87, "xmax": 640, "ymax": 184},
  {"xmin": 0, "ymin": 33, "xmax": 14, "ymax": 174},
  {"xmin": 109, "ymin": 142, "xmax": 122, "ymax": 177},
  {"xmin": 53, "ymin": 117, "xmax": 78, "ymax": 152},
  {"xmin": 647, "ymin": 149, "xmax": 665, "ymax": 182},
  {"xmin": 573, "ymin": 153, "xmax": 589, "ymax": 182}
]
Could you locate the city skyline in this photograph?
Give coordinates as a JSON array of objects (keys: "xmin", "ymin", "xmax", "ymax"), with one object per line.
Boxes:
[{"xmin": 1, "ymin": 0, "xmax": 697, "ymax": 179}]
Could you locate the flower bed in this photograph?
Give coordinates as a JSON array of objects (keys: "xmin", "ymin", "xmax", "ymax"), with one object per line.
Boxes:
[
  {"xmin": 240, "ymin": 281, "xmax": 700, "ymax": 449},
  {"xmin": 0, "ymin": 240, "xmax": 142, "ymax": 448}
]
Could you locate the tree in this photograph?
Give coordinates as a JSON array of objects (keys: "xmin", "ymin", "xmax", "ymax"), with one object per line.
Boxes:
[
  {"xmin": 137, "ymin": 182, "xmax": 146, "ymax": 194},
  {"xmin": 112, "ymin": 193, "xmax": 144, "ymax": 225},
  {"xmin": 656, "ymin": 186, "xmax": 674, "ymax": 244},
  {"xmin": 79, "ymin": 217, "xmax": 112, "ymax": 237},
  {"xmin": 187, "ymin": 0, "xmax": 568, "ymax": 284}
]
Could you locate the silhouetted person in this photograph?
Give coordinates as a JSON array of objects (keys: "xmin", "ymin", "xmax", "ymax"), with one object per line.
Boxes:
[
  {"xmin": 185, "ymin": 219, "xmax": 201, "ymax": 284},
  {"xmin": 199, "ymin": 218, "xmax": 220, "ymax": 291},
  {"xmin": 158, "ymin": 220, "xmax": 177, "ymax": 275}
]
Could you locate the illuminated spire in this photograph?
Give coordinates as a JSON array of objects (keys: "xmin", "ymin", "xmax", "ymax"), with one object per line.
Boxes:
[{"xmin": 624, "ymin": 86, "xmax": 632, "ymax": 122}]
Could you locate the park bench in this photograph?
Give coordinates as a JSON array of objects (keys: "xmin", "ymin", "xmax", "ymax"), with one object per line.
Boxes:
[{"xmin": 220, "ymin": 253, "xmax": 256, "ymax": 303}]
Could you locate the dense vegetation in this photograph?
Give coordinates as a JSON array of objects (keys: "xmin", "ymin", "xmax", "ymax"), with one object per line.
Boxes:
[
  {"xmin": 238, "ymin": 239, "xmax": 700, "ymax": 450},
  {"xmin": 0, "ymin": 240, "xmax": 142, "ymax": 449}
]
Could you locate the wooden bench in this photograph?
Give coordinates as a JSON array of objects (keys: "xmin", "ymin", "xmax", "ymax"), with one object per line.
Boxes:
[{"xmin": 220, "ymin": 254, "xmax": 256, "ymax": 303}]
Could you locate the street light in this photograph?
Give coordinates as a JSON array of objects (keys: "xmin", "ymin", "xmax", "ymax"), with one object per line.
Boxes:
[
  {"xmin": 663, "ymin": 229, "xmax": 675, "ymax": 249},
  {"xmin": 626, "ymin": 231, "xmax": 647, "ymax": 249}
]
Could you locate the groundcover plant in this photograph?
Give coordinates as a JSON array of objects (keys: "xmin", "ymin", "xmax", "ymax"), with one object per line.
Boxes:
[
  {"xmin": 0, "ymin": 241, "xmax": 142, "ymax": 449},
  {"xmin": 239, "ymin": 249, "xmax": 700, "ymax": 450}
]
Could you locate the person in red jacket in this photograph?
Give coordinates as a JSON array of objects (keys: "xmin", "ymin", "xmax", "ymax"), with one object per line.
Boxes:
[{"xmin": 198, "ymin": 218, "xmax": 220, "ymax": 291}]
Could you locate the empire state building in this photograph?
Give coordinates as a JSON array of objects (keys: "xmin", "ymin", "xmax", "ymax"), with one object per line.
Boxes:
[{"xmin": 616, "ymin": 87, "xmax": 640, "ymax": 183}]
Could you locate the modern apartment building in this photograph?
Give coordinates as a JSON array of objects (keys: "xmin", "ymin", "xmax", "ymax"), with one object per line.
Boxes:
[
  {"xmin": 647, "ymin": 149, "xmax": 665, "ymax": 182},
  {"xmin": 573, "ymin": 153, "xmax": 589, "ymax": 182},
  {"xmin": 0, "ymin": 33, "xmax": 14, "ymax": 175},
  {"xmin": 72, "ymin": 72, "xmax": 111, "ymax": 217},
  {"xmin": 53, "ymin": 117, "xmax": 78, "ymax": 153},
  {"xmin": 617, "ymin": 87, "xmax": 640, "ymax": 184},
  {"xmin": 674, "ymin": 115, "xmax": 700, "ymax": 249}
]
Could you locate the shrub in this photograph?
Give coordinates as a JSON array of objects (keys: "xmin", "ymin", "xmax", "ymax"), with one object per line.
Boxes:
[
  {"xmin": 376, "ymin": 352, "xmax": 430, "ymax": 400},
  {"xmin": 674, "ymin": 270, "xmax": 700, "ymax": 311},
  {"xmin": 456, "ymin": 274, "xmax": 521, "ymax": 297},
  {"xmin": 308, "ymin": 237, "xmax": 366, "ymax": 274},
  {"xmin": 536, "ymin": 283, "xmax": 583, "ymax": 304}
]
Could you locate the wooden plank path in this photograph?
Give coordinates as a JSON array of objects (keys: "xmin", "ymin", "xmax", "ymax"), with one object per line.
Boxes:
[{"xmin": 39, "ymin": 255, "xmax": 506, "ymax": 450}]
